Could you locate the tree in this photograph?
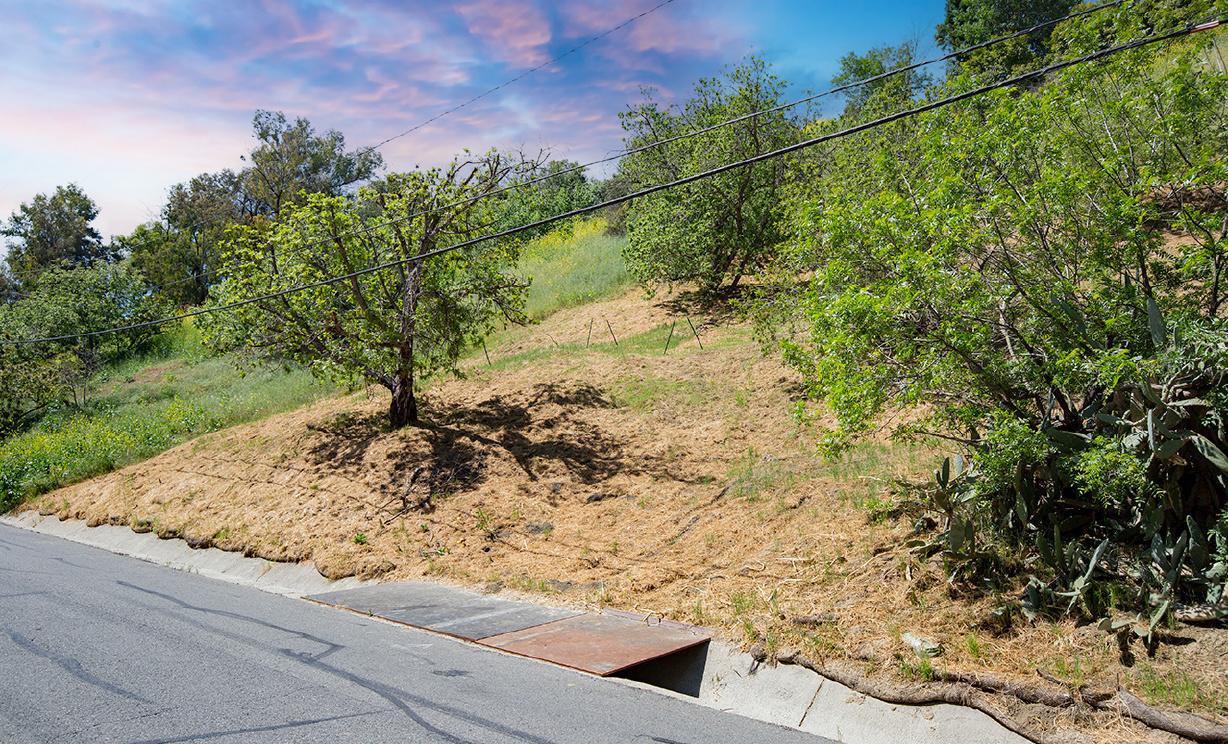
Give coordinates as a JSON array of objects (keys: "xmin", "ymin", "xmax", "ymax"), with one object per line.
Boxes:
[
  {"xmin": 0, "ymin": 260, "xmax": 166, "ymax": 422},
  {"xmin": 753, "ymin": 44, "xmax": 1228, "ymax": 609},
  {"xmin": 832, "ymin": 42, "xmax": 931, "ymax": 119},
  {"xmin": 206, "ymin": 151, "xmax": 534, "ymax": 428},
  {"xmin": 123, "ymin": 170, "xmax": 246, "ymax": 306},
  {"xmin": 935, "ymin": 0, "xmax": 1077, "ymax": 79},
  {"xmin": 241, "ymin": 110, "xmax": 384, "ymax": 220},
  {"xmin": 493, "ymin": 159, "xmax": 600, "ymax": 241},
  {"xmin": 618, "ymin": 57, "xmax": 799, "ymax": 295},
  {"xmin": 3, "ymin": 184, "xmax": 115, "ymax": 283}
]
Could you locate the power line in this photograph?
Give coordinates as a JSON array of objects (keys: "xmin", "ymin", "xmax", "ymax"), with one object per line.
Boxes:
[
  {"xmin": 360, "ymin": 0, "xmax": 679, "ymax": 153},
  {"xmin": 6, "ymin": 13, "xmax": 1219, "ymax": 347},
  {"xmin": 66, "ymin": 0, "xmax": 1134, "ymax": 300},
  {"xmin": 1, "ymin": 1, "xmax": 681, "ymax": 287}
]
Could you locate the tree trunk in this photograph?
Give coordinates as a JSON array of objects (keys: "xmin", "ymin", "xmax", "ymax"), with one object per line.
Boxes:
[{"xmin": 388, "ymin": 371, "xmax": 417, "ymax": 428}]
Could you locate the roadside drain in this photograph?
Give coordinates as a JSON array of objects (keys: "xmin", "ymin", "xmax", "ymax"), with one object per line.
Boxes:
[{"xmin": 308, "ymin": 581, "xmax": 712, "ymax": 686}]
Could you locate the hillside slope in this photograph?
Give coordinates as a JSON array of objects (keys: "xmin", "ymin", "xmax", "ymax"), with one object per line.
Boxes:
[{"xmin": 21, "ymin": 287, "xmax": 1228, "ymax": 743}]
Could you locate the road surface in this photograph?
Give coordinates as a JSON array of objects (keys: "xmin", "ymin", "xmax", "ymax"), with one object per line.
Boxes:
[{"xmin": 0, "ymin": 523, "xmax": 831, "ymax": 744}]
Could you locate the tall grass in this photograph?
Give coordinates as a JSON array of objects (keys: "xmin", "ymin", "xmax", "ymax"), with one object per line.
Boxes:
[
  {"xmin": 0, "ymin": 323, "xmax": 335, "ymax": 510},
  {"xmin": 519, "ymin": 217, "xmax": 630, "ymax": 320}
]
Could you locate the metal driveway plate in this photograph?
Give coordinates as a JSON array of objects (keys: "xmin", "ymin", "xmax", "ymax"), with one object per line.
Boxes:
[
  {"xmin": 307, "ymin": 581, "xmax": 582, "ymax": 640},
  {"xmin": 478, "ymin": 612, "xmax": 711, "ymax": 676}
]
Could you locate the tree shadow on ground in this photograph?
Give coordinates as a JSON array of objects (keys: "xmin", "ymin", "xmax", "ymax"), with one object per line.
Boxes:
[
  {"xmin": 305, "ymin": 382, "xmax": 664, "ymax": 516},
  {"xmin": 652, "ymin": 285, "xmax": 749, "ymax": 329},
  {"xmin": 305, "ymin": 410, "xmax": 388, "ymax": 468},
  {"xmin": 431, "ymin": 381, "xmax": 624, "ymax": 485}
]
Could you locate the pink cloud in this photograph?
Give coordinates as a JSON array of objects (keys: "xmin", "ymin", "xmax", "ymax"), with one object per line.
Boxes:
[
  {"xmin": 455, "ymin": 0, "xmax": 552, "ymax": 67},
  {"xmin": 558, "ymin": 0, "xmax": 663, "ymax": 35}
]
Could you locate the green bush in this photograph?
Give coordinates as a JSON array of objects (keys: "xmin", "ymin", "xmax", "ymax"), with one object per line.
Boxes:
[{"xmin": 754, "ymin": 35, "xmax": 1228, "ymax": 616}]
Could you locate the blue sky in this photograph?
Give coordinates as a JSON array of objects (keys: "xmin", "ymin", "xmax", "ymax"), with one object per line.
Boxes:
[{"xmin": 0, "ymin": 0, "xmax": 944, "ymax": 240}]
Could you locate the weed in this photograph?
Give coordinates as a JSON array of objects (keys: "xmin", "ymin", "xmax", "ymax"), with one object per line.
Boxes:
[
  {"xmin": 899, "ymin": 656, "xmax": 937, "ymax": 681},
  {"xmin": 965, "ymin": 633, "xmax": 983, "ymax": 660},
  {"xmin": 475, "ymin": 507, "xmax": 493, "ymax": 537},
  {"xmin": 353, "ymin": 533, "xmax": 368, "ymax": 545},
  {"xmin": 509, "ymin": 575, "xmax": 551, "ymax": 593},
  {"xmin": 1136, "ymin": 665, "xmax": 1228, "ymax": 710},
  {"xmin": 732, "ymin": 591, "xmax": 756, "ymax": 616}
]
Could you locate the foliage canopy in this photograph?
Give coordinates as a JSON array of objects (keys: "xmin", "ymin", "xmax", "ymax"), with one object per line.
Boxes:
[
  {"xmin": 2, "ymin": 184, "xmax": 115, "ymax": 285},
  {"xmin": 618, "ymin": 57, "xmax": 798, "ymax": 295},
  {"xmin": 206, "ymin": 151, "xmax": 533, "ymax": 428}
]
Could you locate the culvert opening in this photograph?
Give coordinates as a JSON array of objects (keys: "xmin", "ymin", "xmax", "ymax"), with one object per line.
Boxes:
[{"xmin": 614, "ymin": 641, "xmax": 710, "ymax": 697}]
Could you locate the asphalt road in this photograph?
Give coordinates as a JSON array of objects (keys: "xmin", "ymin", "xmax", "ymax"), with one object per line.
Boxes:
[{"xmin": 0, "ymin": 523, "xmax": 830, "ymax": 744}]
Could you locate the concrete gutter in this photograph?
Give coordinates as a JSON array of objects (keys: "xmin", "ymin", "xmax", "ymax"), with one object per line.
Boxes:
[{"xmin": 2, "ymin": 511, "xmax": 1028, "ymax": 744}]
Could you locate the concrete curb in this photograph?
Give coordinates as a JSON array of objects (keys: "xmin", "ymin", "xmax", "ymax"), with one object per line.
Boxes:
[
  {"xmin": 1, "ymin": 511, "xmax": 364, "ymax": 598},
  {"xmin": 2, "ymin": 512, "xmax": 1029, "ymax": 744}
]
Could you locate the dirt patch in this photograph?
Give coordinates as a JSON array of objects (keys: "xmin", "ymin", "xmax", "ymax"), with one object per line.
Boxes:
[{"xmin": 23, "ymin": 287, "xmax": 1228, "ymax": 744}]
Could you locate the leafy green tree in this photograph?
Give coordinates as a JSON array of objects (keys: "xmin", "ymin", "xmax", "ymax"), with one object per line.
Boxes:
[
  {"xmin": 493, "ymin": 159, "xmax": 600, "ymax": 240},
  {"xmin": 241, "ymin": 110, "xmax": 384, "ymax": 220},
  {"xmin": 122, "ymin": 170, "xmax": 246, "ymax": 306},
  {"xmin": 754, "ymin": 44, "xmax": 1228, "ymax": 604},
  {"xmin": 206, "ymin": 151, "xmax": 533, "ymax": 428},
  {"xmin": 0, "ymin": 261, "xmax": 166, "ymax": 420},
  {"xmin": 935, "ymin": 0, "xmax": 1077, "ymax": 79},
  {"xmin": 2, "ymin": 184, "xmax": 115, "ymax": 283},
  {"xmin": 0, "ymin": 326, "xmax": 60, "ymax": 435},
  {"xmin": 832, "ymin": 42, "xmax": 931, "ymax": 118},
  {"xmin": 618, "ymin": 57, "xmax": 799, "ymax": 295}
]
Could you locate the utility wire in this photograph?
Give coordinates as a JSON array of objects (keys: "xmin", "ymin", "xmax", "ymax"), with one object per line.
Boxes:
[
  {"xmin": 6, "ymin": 13, "xmax": 1220, "ymax": 347},
  {"xmin": 360, "ymin": 0, "xmax": 679, "ymax": 153},
  {"xmin": 1, "ymin": 1, "xmax": 680, "ymax": 286},
  {"xmin": 63, "ymin": 0, "xmax": 1133, "ymax": 299}
]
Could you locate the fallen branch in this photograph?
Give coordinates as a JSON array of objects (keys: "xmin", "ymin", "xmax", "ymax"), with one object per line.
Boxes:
[
  {"xmin": 764, "ymin": 647, "xmax": 1228, "ymax": 744},
  {"xmin": 1100, "ymin": 690, "xmax": 1228, "ymax": 743},
  {"xmin": 761, "ymin": 647, "xmax": 1052, "ymax": 744}
]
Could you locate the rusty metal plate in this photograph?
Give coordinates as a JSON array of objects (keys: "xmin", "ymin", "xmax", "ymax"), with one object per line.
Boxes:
[
  {"xmin": 307, "ymin": 581, "xmax": 582, "ymax": 640},
  {"xmin": 478, "ymin": 612, "xmax": 711, "ymax": 676}
]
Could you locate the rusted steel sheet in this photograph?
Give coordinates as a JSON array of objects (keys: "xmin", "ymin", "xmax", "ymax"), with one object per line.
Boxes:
[
  {"xmin": 478, "ymin": 612, "xmax": 711, "ymax": 676},
  {"xmin": 307, "ymin": 582, "xmax": 581, "ymax": 640},
  {"xmin": 602, "ymin": 608, "xmax": 712, "ymax": 633}
]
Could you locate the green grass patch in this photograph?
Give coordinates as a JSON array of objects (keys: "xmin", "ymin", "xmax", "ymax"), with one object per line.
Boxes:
[
  {"xmin": 821, "ymin": 441, "xmax": 940, "ymax": 509},
  {"xmin": 610, "ymin": 370, "xmax": 708, "ymax": 412},
  {"xmin": 725, "ymin": 446, "xmax": 810, "ymax": 504},
  {"xmin": 0, "ymin": 323, "xmax": 335, "ymax": 511},
  {"xmin": 1136, "ymin": 665, "xmax": 1228, "ymax": 712},
  {"xmin": 519, "ymin": 217, "xmax": 631, "ymax": 320}
]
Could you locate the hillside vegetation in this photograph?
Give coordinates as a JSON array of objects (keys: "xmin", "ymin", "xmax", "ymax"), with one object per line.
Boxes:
[{"xmin": 4, "ymin": 3, "xmax": 1228, "ymax": 741}]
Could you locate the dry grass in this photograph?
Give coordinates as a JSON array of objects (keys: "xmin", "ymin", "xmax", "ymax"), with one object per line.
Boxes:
[{"xmin": 22, "ymin": 286, "xmax": 1228, "ymax": 744}]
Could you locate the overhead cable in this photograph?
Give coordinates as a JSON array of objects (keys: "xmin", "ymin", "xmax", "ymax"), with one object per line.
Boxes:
[
  {"xmin": 6, "ymin": 13, "xmax": 1219, "ymax": 346},
  {"xmin": 77, "ymin": 0, "xmax": 1133, "ymax": 298}
]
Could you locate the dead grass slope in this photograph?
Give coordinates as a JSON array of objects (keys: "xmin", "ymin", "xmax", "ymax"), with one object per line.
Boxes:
[{"xmin": 22, "ymin": 287, "xmax": 1228, "ymax": 744}]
